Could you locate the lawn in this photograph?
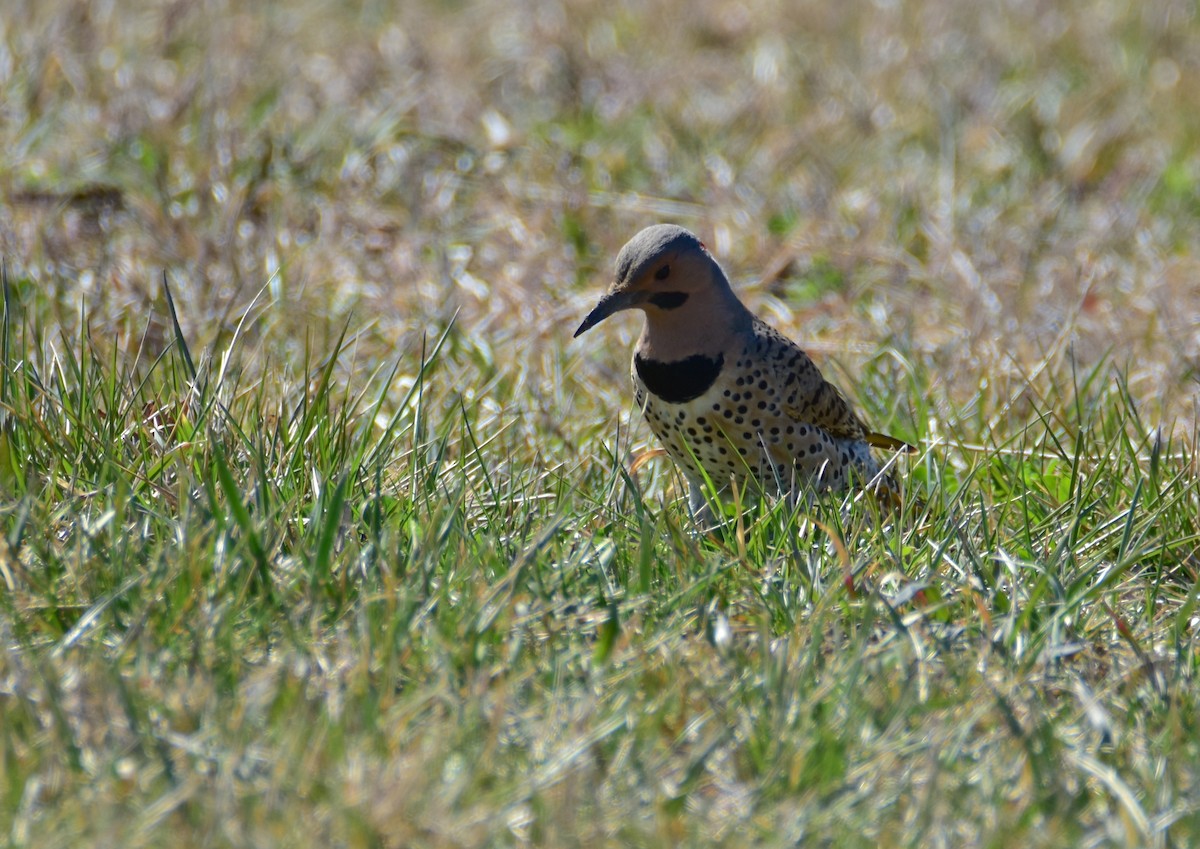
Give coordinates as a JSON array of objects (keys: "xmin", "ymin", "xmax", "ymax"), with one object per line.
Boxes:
[{"xmin": 2, "ymin": 0, "xmax": 1199, "ymax": 846}]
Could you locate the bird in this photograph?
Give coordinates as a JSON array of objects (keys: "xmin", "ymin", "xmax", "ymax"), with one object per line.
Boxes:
[{"xmin": 574, "ymin": 224, "xmax": 911, "ymax": 518}]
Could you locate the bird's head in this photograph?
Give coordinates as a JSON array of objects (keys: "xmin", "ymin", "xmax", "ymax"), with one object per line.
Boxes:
[{"xmin": 574, "ymin": 225, "xmax": 743, "ymax": 340}]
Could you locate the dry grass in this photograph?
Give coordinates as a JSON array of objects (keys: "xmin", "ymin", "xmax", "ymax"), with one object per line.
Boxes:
[{"xmin": 2, "ymin": 0, "xmax": 1200, "ymax": 846}]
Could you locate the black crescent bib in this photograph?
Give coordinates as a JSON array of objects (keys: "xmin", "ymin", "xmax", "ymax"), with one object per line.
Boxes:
[{"xmin": 634, "ymin": 352, "xmax": 724, "ymax": 404}]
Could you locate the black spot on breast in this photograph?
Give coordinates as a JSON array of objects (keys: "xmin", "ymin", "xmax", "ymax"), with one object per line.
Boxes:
[{"xmin": 635, "ymin": 352, "xmax": 724, "ymax": 403}]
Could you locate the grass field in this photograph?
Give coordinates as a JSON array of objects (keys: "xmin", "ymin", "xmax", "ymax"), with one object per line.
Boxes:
[{"xmin": 2, "ymin": 0, "xmax": 1200, "ymax": 845}]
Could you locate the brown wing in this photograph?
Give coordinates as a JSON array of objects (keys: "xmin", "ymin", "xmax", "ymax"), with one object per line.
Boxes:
[
  {"xmin": 783, "ymin": 377, "xmax": 870, "ymax": 442},
  {"xmin": 757, "ymin": 320, "xmax": 914, "ymax": 452}
]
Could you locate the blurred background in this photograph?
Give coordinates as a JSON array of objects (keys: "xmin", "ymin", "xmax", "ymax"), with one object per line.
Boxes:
[{"xmin": 2, "ymin": 0, "xmax": 1198, "ymax": 432}]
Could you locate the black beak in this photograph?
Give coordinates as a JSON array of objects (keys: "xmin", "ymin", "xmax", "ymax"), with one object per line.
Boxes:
[{"xmin": 573, "ymin": 290, "xmax": 642, "ymax": 338}]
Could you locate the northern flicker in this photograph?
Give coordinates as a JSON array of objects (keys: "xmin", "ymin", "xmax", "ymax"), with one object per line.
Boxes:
[{"xmin": 575, "ymin": 224, "xmax": 911, "ymax": 515}]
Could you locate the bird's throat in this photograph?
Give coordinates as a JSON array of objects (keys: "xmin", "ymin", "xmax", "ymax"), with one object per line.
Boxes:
[{"xmin": 634, "ymin": 352, "xmax": 724, "ymax": 403}]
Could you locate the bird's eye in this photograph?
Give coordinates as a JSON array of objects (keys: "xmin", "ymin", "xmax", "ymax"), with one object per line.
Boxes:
[{"xmin": 654, "ymin": 265, "xmax": 671, "ymax": 281}]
